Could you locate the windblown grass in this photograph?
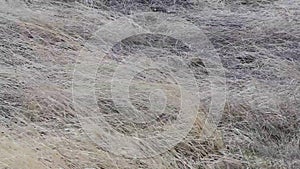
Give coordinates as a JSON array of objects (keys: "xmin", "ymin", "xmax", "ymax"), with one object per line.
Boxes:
[{"xmin": 0, "ymin": 0, "xmax": 299, "ymax": 168}]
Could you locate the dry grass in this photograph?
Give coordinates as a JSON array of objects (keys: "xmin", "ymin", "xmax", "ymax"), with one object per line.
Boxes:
[{"xmin": 0, "ymin": 0, "xmax": 299, "ymax": 168}]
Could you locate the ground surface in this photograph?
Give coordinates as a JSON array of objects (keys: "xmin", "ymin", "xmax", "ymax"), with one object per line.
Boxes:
[{"xmin": 0, "ymin": 0, "xmax": 299, "ymax": 168}]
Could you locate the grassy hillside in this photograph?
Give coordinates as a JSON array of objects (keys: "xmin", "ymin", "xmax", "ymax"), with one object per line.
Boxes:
[{"xmin": 0, "ymin": 0, "xmax": 299, "ymax": 168}]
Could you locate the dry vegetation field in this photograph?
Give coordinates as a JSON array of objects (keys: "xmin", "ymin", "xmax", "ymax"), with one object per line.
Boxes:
[{"xmin": 0, "ymin": 0, "xmax": 299, "ymax": 168}]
